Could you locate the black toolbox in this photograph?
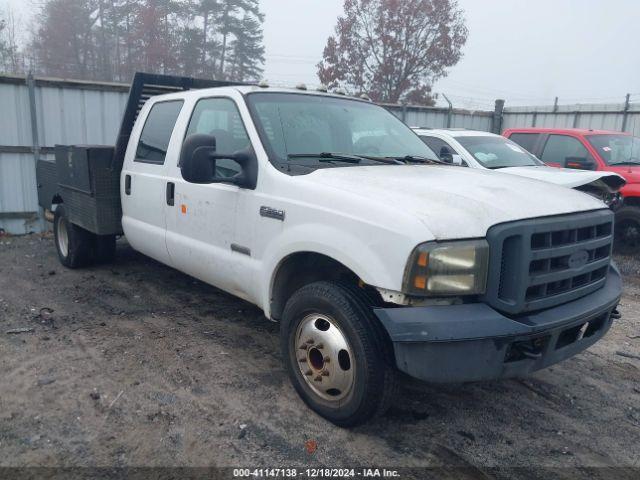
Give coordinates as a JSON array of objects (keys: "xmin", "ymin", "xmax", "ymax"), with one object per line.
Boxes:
[{"xmin": 52, "ymin": 145, "xmax": 122, "ymax": 235}]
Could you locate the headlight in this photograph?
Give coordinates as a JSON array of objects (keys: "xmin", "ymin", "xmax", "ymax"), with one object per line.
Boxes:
[
  {"xmin": 403, "ymin": 240, "xmax": 489, "ymax": 296},
  {"xmin": 604, "ymin": 192, "xmax": 623, "ymax": 210},
  {"xmin": 579, "ymin": 188, "xmax": 622, "ymax": 210}
]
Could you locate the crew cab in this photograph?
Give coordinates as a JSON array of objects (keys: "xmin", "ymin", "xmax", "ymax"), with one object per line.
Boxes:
[
  {"xmin": 503, "ymin": 128, "xmax": 640, "ymax": 251},
  {"xmin": 37, "ymin": 74, "xmax": 623, "ymax": 426},
  {"xmin": 413, "ymin": 128, "xmax": 625, "ymax": 209}
]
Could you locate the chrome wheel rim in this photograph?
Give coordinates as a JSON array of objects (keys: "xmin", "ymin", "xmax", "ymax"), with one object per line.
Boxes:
[
  {"xmin": 295, "ymin": 313, "xmax": 355, "ymax": 401},
  {"xmin": 57, "ymin": 216, "xmax": 69, "ymax": 258}
]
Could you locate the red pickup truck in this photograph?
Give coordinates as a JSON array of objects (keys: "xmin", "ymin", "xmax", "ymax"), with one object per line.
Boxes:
[{"xmin": 503, "ymin": 128, "xmax": 640, "ymax": 252}]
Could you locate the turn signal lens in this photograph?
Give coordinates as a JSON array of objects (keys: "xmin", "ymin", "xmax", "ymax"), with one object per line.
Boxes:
[
  {"xmin": 414, "ymin": 275, "xmax": 427, "ymax": 290},
  {"xmin": 417, "ymin": 251, "xmax": 429, "ymax": 267}
]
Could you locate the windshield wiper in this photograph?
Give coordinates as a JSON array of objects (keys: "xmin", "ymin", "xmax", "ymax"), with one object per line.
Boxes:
[
  {"xmin": 286, "ymin": 152, "xmax": 443, "ymax": 166},
  {"xmin": 486, "ymin": 163, "xmax": 539, "ymax": 169},
  {"xmin": 387, "ymin": 155, "xmax": 451, "ymax": 165},
  {"xmin": 287, "ymin": 152, "xmax": 362, "ymax": 164},
  {"xmin": 287, "ymin": 152, "xmax": 400, "ymax": 165}
]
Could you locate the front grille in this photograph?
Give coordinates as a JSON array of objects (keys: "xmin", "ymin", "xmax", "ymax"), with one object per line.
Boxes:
[{"xmin": 484, "ymin": 210, "xmax": 614, "ymax": 315}]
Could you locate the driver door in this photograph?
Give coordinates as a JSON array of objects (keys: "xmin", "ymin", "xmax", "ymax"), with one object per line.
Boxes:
[{"xmin": 164, "ymin": 97, "xmax": 252, "ymax": 297}]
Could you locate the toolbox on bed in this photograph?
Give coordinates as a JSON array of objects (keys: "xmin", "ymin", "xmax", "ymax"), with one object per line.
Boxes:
[{"xmin": 37, "ymin": 146, "xmax": 123, "ymax": 235}]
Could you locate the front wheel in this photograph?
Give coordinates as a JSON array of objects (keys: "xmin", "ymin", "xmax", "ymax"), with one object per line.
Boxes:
[
  {"xmin": 281, "ymin": 281, "xmax": 396, "ymax": 427},
  {"xmin": 615, "ymin": 205, "xmax": 640, "ymax": 254}
]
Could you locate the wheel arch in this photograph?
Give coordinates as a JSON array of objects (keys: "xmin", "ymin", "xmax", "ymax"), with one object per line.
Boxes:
[{"xmin": 269, "ymin": 251, "xmax": 363, "ymax": 321}]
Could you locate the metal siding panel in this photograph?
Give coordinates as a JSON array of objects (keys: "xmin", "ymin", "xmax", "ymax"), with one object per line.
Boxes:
[
  {"xmin": 84, "ymin": 89, "xmax": 103, "ymax": 144},
  {"xmin": 502, "ymin": 103, "xmax": 640, "ymax": 134},
  {"xmin": 0, "ymin": 152, "xmax": 40, "ymax": 234},
  {"xmin": 386, "ymin": 105, "xmax": 492, "ymax": 131},
  {"xmin": 626, "ymin": 114, "xmax": 640, "ymax": 136},
  {"xmin": 1, "ymin": 78, "xmax": 129, "ymax": 234},
  {"xmin": 0, "ymin": 83, "xmax": 31, "ymax": 146},
  {"xmin": 37, "ymin": 86, "xmax": 65, "ymax": 146}
]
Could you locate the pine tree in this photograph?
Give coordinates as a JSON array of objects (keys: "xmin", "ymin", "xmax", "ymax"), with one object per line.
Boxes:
[
  {"xmin": 227, "ymin": 14, "xmax": 264, "ymax": 81},
  {"xmin": 216, "ymin": 0, "xmax": 263, "ymax": 80},
  {"xmin": 24, "ymin": 0, "xmax": 265, "ymax": 82}
]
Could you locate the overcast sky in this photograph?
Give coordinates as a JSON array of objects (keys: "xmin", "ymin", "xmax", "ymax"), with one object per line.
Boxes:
[{"xmin": 5, "ymin": 0, "xmax": 639, "ymax": 108}]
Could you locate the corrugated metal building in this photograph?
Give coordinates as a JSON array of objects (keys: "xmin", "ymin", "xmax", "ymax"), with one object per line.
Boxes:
[
  {"xmin": 0, "ymin": 75, "xmax": 128, "ymax": 234},
  {"xmin": 385, "ymin": 104, "xmax": 495, "ymax": 132},
  {"xmin": 1, "ymin": 73, "xmax": 638, "ymax": 235},
  {"xmin": 502, "ymin": 102, "xmax": 640, "ymax": 135}
]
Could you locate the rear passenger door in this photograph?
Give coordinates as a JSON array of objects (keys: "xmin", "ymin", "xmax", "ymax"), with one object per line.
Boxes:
[{"xmin": 121, "ymin": 99, "xmax": 183, "ymax": 265}]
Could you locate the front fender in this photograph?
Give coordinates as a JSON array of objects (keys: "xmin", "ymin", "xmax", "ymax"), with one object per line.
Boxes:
[
  {"xmin": 621, "ymin": 183, "xmax": 640, "ymax": 201},
  {"xmin": 260, "ymin": 222, "xmax": 414, "ymax": 316}
]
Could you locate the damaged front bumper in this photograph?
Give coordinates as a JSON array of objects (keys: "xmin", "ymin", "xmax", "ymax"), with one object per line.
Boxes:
[{"xmin": 373, "ymin": 266, "xmax": 623, "ymax": 383}]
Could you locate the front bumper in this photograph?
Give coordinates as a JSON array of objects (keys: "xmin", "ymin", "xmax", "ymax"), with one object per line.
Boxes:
[{"xmin": 373, "ymin": 266, "xmax": 622, "ymax": 383}]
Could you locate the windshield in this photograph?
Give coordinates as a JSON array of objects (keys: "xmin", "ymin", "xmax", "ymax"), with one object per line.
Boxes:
[
  {"xmin": 245, "ymin": 93, "xmax": 439, "ymax": 166},
  {"xmin": 586, "ymin": 134, "xmax": 640, "ymax": 166},
  {"xmin": 455, "ymin": 136, "xmax": 543, "ymax": 169}
]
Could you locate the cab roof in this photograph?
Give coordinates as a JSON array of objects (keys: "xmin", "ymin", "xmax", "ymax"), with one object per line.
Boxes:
[
  {"xmin": 502, "ymin": 127, "xmax": 630, "ymax": 136},
  {"xmin": 149, "ymin": 84, "xmax": 372, "ymax": 103},
  {"xmin": 412, "ymin": 128, "xmax": 500, "ymax": 138}
]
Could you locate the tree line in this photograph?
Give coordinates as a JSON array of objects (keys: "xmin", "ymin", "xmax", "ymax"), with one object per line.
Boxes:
[
  {"xmin": 1, "ymin": 0, "xmax": 468, "ymax": 106},
  {"xmin": 0, "ymin": 0, "xmax": 265, "ymax": 83}
]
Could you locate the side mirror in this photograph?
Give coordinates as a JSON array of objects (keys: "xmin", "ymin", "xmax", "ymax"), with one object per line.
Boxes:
[
  {"xmin": 179, "ymin": 133, "xmax": 258, "ymax": 189},
  {"xmin": 565, "ymin": 156, "xmax": 596, "ymax": 171},
  {"xmin": 451, "ymin": 154, "xmax": 464, "ymax": 166},
  {"xmin": 439, "ymin": 146, "xmax": 453, "ymax": 163},
  {"xmin": 439, "ymin": 146, "xmax": 463, "ymax": 165}
]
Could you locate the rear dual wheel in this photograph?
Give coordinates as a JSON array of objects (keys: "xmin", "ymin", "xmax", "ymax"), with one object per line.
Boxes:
[
  {"xmin": 281, "ymin": 281, "xmax": 397, "ymax": 427},
  {"xmin": 53, "ymin": 206, "xmax": 116, "ymax": 268}
]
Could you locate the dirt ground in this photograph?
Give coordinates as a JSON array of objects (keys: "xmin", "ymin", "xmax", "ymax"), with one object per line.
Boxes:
[{"xmin": 0, "ymin": 234, "xmax": 639, "ymax": 478}]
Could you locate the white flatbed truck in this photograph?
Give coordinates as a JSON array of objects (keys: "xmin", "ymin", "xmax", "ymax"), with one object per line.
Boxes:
[{"xmin": 37, "ymin": 73, "xmax": 623, "ymax": 426}]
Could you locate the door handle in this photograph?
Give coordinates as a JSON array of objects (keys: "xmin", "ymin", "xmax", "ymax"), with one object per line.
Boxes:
[
  {"xmin": 125, "ymin": 175, "xmax": 131, "ymax": 195},
  {"xmin": 166, "ymin": 182, "xmax": 175, "ymax": 206}
]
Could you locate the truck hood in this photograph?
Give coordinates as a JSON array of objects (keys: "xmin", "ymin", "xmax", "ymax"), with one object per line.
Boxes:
[
  {"xmin": 498, "ymin": 166, "xmax": 626, "ymax": 193},
  {"xmin": 306, "ymin": 165, "xmax": 607, "ymax": 240},
  {"xmin": 606, "ymin": 165, "xmax": 640, "ymax": 185}
]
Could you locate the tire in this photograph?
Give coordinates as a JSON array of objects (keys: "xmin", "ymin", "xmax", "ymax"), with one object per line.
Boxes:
[
  {"xmin": 53, "ymin": 205, "xmax": 93, "ymax": 269},
  {"xmin": 281, "ymin": 281, "xmax": 397, "ymax": 427},
  {"xmin": 93, "ymin": 235, "xmax": 116, "ymax": 264},
  {"xmin": 614, "ymin": 205, "xmax": 640, "ymax": 254}
]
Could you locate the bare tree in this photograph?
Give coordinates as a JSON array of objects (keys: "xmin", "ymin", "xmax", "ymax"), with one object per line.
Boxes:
[
  {"xmin": 0, "ymin": 8, "xmax": 24, "ymax": 74},
  {"xmin": 317, "ymin": 0, "xmax": 468, "ymax": 105}
]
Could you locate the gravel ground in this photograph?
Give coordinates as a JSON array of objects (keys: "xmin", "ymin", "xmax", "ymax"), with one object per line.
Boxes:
[{"xmin": 0, "ymin": 234, "xmax": 639, "ymax": 479}]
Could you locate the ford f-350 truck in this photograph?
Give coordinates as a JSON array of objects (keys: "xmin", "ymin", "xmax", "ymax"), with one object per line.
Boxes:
[{"xmin": 36, "ymin": 73, "xmax": 623, "ymax": 426}]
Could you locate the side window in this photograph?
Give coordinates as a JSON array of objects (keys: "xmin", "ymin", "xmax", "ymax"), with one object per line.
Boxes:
[
  {"xmin": 508, "ymin": 133, "xmax": 540, "ymax": 154},
  {"xmin": 185, "ymin": 98, "xmax": 251, "ymax": 178},
  {"xmin": 135, "ymin": 100, "xmax": 184, "ymax": 164},
  {"xmin": 541, "ymin": 135, "xmax": 592, "ymax": 167},
  {"xmin": 419, "ymin": 136, "xmax": 459, "ymax": 158}
]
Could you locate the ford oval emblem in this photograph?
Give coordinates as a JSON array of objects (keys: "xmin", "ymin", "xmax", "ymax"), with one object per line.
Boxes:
[{"xmin": 568, "ymin": 250, "xmax": 589, "ymax": 269}]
